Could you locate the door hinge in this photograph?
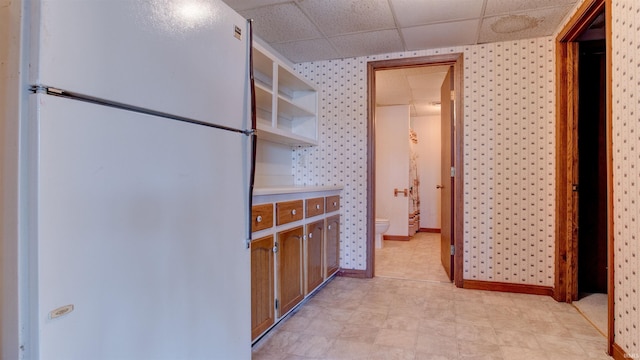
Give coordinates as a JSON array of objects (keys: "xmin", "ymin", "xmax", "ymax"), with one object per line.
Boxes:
[
  {"xmin": 450, "ymin": 245, "xmax": 455, "ymax": 255},
  {"xmin": 572, "ymin": 184, "xmax": 579, "ymax": 192},
  {"xmin": 450, "ymin": 90, "xmax": 455, "ymax": 101},
  {"xmin": 450, "ymin": 167, "xmax": 455, "ymax": 178},
  {"xmin": 275, "ymin": 299, "xmax": 279, "ymax": 310}
]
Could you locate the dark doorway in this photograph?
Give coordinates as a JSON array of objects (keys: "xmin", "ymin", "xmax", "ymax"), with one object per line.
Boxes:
[{"xmin": 577, "ymin": 39, "xmax": 607, "ymax": 295}]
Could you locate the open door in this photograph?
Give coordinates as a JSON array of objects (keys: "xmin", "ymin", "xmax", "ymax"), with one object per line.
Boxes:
[{"xmin": 440, "ymin": 66, "xmax": 454, "ymax": 281}]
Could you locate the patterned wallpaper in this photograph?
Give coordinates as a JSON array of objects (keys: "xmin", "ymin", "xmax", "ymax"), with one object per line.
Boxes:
[
  {"xmin": 292, "ymin": 37, "xmax": 557, "ymax": 286},
  {"xmin": 612, "ymin": 0, "xmax": 639, "ymax": 355},
  {"xmin": 293, "ymin": 1, "xmax": 640, "ymax": 353}
]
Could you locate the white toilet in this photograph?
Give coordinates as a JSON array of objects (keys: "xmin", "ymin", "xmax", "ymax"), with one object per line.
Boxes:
[{"xmin": 375, "ymin": 218, "xmax": 390, "ymax": 249}]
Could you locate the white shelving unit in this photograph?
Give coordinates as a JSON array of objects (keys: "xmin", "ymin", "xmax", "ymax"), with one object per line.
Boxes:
[{"xmin": 252, "ymin": 42, "xmax": 318, "ymax": 146}]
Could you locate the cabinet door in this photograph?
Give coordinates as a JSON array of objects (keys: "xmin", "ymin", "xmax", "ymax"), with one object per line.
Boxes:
[
  {"xmin": 306, "ymin": 220, "xmax": 324, "ymax": 294},
  {"xmin": 251, "ymin": 235, "xmax": 275, "ymax": 340},
  {"xmin": 325, "ymin": 215, "xmax": 340, "ymax": 278},
  {"xmin": 277, "ymin": 226, "xmax": 304, "ymax": 317}
]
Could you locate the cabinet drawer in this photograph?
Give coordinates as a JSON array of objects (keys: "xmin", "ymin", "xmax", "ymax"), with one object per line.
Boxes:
[
  {"xmin": 252, "ymin": 204, "xmax": 273, "ymax": 232},
  {"xmin": 276, "ymin": 200, "xmax": 304, "ymax": 225},
  {"xmin": 325, "ymin": 195, "xmax": 340, "ymax": 212},
  {"xmin": 305, "ymin": 197, "xmax": 325, "ymax": 218}
]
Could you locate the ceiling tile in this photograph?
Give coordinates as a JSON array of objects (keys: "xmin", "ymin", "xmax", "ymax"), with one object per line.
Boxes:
[
  {"xmin": 401, "ymin": 19, "xmax": 479, "ymax": 51},
  {"xmin": 376, "ymin": 70, "xmax": 412, "ymax": 106},
  {"xmin": 479, "ymin": 5, "xmax": 573, "ymax": 43},
  {"xmin": 221, "ymin": 0, "xmax": 290, "ymax": 12},
  {"xmin": 239, "ymin": 3, "xmax": 321, "ymax": 43},
  {"xmin": 391, "ymin": 0, "xmax": 484, "ymax": 27},
  {"xmin": 485, "ymin": 0, "xmax": 576, "ymax": 16},
  {"xmin": 270, "ymin": 38, "xmax": 341, "ymax": 63},
  {"xmin": 330, "ymin": 30, "xmax": 404, "ymax": 59},
  {"xmin": 298, "ymin": 0, "xmax": 396, "ymax": 37}
]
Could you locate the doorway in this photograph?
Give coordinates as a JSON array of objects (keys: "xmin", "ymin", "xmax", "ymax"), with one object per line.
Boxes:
[
  {"xmin": 366, "ymin": 54, "xmax": 464, "ymax": 287},
  {"xmin": 555, "ymin": 0, "xmax": 613, "ymax": 354}
]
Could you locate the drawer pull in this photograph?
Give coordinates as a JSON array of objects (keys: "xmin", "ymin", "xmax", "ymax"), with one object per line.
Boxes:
[
  {"xmin": 256, "ymin": 215, "xmax": 262, "ymax": 223},
  {"xmin": 291, "ymin": 209, "xmax": 297, "ymax": 215},
  {"xmin": 333, "ymin": 201, "xmax": 337, "ymax": 206},
  {"xmin": 316, "ymin": 204, "xmax": 321, "ymax": 209}
]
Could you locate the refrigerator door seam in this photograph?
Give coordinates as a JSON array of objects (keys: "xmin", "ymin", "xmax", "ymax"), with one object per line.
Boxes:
[{"xmin": 29, "ymin": 85, "xmax": 254, "ymax": 136}]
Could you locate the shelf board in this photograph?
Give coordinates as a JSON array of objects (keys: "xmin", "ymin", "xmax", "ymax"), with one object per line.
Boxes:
[{"xmin": 256, "ymin": 124, "xmax": 318, "ymax": 146}]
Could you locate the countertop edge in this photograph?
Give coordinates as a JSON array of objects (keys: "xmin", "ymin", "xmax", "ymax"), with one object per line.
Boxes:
[{"xmin": 253, "ymin": 185, "xmax": 344, "ymax": 196}]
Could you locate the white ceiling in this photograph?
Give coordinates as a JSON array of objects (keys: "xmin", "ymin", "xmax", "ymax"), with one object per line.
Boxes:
[
  {"xmin": 221, "ymin": 0, "xmax": 578, "ymax": 117},
  {"xmin": 376, "ymin": 66, "xmax": 449, "ymax": 117},
  {"xmin": 222, "ymin": 0, "xmax": 578, "ymax": 63}
]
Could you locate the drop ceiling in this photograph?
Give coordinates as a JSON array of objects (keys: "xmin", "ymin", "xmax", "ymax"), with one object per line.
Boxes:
[
  {"xmin": 221, "ymin": 0, "xmax": 579, "ymax": 117},
  {"xmin": 222, "ymin": 0, "xmax": 578, "ymax": 64}
]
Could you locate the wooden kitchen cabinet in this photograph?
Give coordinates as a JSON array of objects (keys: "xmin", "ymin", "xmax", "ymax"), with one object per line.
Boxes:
[
  {"xmin": 276, "ymin": 200, "xmax": 303, "ymax": 225},
  {"xmin": 250, "ymin": 235, "xmax": 274, "ymax": 340},
  {"xmin": 251, "ymin": 189, "xmax": 342, "ymax": 343},
  {"xmin": 305, "ymin": 197, "xmax": 325, "ymax": 218},
  {"xmin": 325, "ymin": 214, "xmax": 340, "ymax": 278},
  {"xmin": 277, "ymin": 226, "xmax": 304, "ymax": 317},
  {"xmin": 251, "ymin": 203, "xmax": 273, "ymax": 232},
  {"xmin": 305, "ymin": 220, "xmax": 324, "ymax": 295}
]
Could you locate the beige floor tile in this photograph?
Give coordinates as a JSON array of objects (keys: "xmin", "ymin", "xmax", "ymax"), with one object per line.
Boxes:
[
  {"xmin": 338, "ymin": 323, "xmax": 380, "ymax": 344},
  {"xmin": 374, "ymin": 328, "xmax": 418, "ymax": 350},
  {"xmin": 368, "ymin": 344, "xmax": 416, "ymax": 360},
  {"xmin": 415, "ymin": 333, "xmax": 459, "ymax": 358},
  {"xmin": 500, "ymin": 346, "xmax": 549, "ymax": 360},
  {"xmin": 323, "ymin": 339, "xmax": 373, "ymax": 359},
  {"xmin": 287, "ymin": 334, "xmax": 333, "ymax": 358},
  {"xmin": 252, "ymin": 233, "xmax": 613, "ymax": 360}
]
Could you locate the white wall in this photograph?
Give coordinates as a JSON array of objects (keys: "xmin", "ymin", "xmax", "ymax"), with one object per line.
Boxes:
[
  {"xmin": 293, "ymin": 37, "xmax": 556, "ymax": 285},
  {"xmin": 375, "ymin": 105, "xmax": 409, "ymax": 237},
  {"xmin": 411, "ymin": 115, "xmax": 441, "ymax": 230},
  {"xmin": 254, "ymin": 139, "xmax": 294, "ymax": 187}
]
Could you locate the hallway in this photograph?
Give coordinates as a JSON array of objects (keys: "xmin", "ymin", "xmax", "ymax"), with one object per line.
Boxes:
[
  {"xmin": 375, "ymin": 232, "xmax": 450, "ymax": 283},
  {"xmin": 251, "ymin": 233, "xmax": 612, "ymax": 359}
]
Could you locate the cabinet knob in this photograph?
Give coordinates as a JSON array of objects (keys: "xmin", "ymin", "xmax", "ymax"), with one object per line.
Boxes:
[
  {"xmin": 308, "ymin": 233, "xmax": 313, "ymax": 239},
  {"xmin": 328, "ymin": 225, "xmax": 332, "ymax": 230},
  {"xmin": 291, "ymin": 209, "xmax": 297, "ymax": 215},
  {"xmin": 316, "ymin": 204, "xmax": 320, "ymax": 209},
  {"xmin": 333, "ymin": 201, "xmax": 337, "ymax": 207},
  {"xmin": 256, "ymin": 215, "xmax": 262, "ymax": 223}
]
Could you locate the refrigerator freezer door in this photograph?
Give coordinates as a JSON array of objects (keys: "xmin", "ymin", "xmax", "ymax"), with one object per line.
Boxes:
[
  {"xmin": 31, "ymin": 0, "xmax": 249, "ymax": 131},
  {"xmin": 31, "ymin": 94, "xmax": 250, "ymax": 359}
]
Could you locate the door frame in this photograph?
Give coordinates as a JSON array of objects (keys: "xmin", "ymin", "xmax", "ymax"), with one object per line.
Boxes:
[
  {"xmin": 554, "ymin": 0, "xmax": 614, "ymax": 352},
  {"xmin": 365, "ymin": 54, "xmax": 464, "ymax": 287}
]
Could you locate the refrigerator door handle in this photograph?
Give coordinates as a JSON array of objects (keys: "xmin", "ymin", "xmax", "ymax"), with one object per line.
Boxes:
[
  {"xmin": 29, "ymin": 85, "xmax": 253, "ymax": 136},
  {"xmin": 247, "ymin": 18, "xmax": 257, "ymax": 248}
]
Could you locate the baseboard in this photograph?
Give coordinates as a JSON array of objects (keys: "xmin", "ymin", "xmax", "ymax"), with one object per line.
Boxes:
[
  {"xmin": 337, "ymin": 269, "xmax": 367, "ymax": 278},
  {"xmin": 419, "ymin": 228, "xmax": 441, "ymax": 233},
  {"xmin": 383, "ymin": 235, "xmax": 411, "ymax": 241},
  {"xmin": 462, "ymin": 280, "xmax": 554, "ymax": 297},
  {"xmin": 611, "ymin": 342, "xmax": 632, "ymax": 360}
]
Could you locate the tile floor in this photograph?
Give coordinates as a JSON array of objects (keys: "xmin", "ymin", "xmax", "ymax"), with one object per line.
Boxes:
[
  {"xmin": 252, "ymin": 234, "xmax": 613, "ymax": 360},
  {"xmin": 375, "ymin": 232, "xmax": 451, "ymax": 283}
]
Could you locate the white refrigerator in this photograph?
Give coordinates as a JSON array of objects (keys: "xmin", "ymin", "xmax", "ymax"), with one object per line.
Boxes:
[{"xmin": 27, "ymin": 1, "xmax": 252, "ymax": 359}]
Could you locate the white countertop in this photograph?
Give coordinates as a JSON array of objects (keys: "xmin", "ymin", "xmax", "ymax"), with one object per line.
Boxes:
[{"xmin": 253, "ymin": 185, "xmax": 343, "ymax": 196}]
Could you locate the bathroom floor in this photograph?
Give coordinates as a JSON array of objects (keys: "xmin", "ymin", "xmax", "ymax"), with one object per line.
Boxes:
[
  {"xmin": 375, "ymin": 232, "xmax": 451, "ymax": 283},
  {"xmin": 251, "ymin": 233, "xmax": 613, "ymax": 360}
]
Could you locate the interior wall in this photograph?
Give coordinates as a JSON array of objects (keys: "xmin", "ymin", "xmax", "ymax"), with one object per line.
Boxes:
[
  {"xmin": 293, "ymin": 36, "xmax": 556, "ymax": 287},
  {"xmin": 254, "ymin": 140, "xmax": 294, "ymax": 187},
  {"xmin": 611, "ymin": 0, "xmax": 639, "ymax": 355},
  {"xmin": 411, "ymin": 115, "xmax": 441, "ymax": 230},
  {"xmin": 375, "ymin": 105, "xmax": 410, "ymax": 237}
]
